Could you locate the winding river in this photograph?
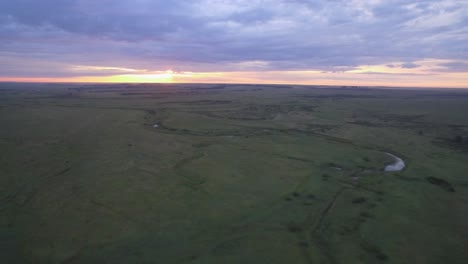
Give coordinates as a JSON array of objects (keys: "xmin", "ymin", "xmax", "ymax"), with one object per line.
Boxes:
[{"xmin": 384, "ymin": 153, "xmax": 406, "ymax": 172}]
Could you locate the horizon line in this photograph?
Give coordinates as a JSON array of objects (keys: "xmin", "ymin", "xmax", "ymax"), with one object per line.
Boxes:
[{"xmin": 1, "ymin": 81, "xmax": 467, "ymax": 90}]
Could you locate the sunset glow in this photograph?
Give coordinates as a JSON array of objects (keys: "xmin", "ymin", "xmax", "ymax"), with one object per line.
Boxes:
[{"xmin": 1, "ymin": 65, "xmax": 466, "ymax": 88}]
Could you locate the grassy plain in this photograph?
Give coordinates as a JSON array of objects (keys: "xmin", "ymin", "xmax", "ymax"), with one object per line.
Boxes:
[{"xmin": 0, "ymin": 83, "xmax": 467, "ymax": 263}]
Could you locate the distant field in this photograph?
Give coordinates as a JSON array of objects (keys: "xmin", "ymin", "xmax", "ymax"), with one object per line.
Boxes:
[{"xmin": 1, "ymin": 83, "xmax": 467, "ymax": 264}]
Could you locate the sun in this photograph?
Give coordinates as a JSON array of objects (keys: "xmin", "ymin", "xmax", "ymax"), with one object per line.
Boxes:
[
  {"xmin": 105, "ymin": 70, "xmax": 175, "ymax": 83},
  {"xmin": 137, "ymin": 70, "xmax": 175, "ymax": 83},
  {"xmin": 155, "ymin": 70, "xmax": 175, "ymax": 81}
]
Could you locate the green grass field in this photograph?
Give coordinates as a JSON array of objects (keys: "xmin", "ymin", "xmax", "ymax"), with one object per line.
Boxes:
[{"xmin": 1, "ymin": 83, "xmax": 467, "ymax": 263}]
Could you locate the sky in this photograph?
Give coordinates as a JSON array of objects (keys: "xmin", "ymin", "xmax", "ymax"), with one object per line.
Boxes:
[{"xmin": 0, "ymin": 0, "xmax": 467, "ymax": 87}]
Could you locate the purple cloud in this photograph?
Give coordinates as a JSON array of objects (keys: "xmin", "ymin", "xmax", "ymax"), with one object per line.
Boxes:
[
  {"xmin": 0, "ymin": 0, "xmax": 467, "ymax": 78},
  {"xmin": 401, "ymin": 62, "xmax": 420, "ymax": 69}
]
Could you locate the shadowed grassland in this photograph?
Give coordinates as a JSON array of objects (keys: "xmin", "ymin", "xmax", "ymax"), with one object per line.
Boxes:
[{"xmin": 1, "ymin": 83, "xmax": 467, "ymax": 263}]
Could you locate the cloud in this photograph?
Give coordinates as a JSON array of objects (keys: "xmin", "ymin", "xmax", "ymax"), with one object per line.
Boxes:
[
  {"xmin": 0, "ymin": 0, "xmax": 467, "ymax": 80},
  {"xmin": 438, "ymin": 61, "xmax": 468, "ymax": 72},
  {"xmin": 401, "ymin": 62, "xmax": 420, "ymax": 69}
]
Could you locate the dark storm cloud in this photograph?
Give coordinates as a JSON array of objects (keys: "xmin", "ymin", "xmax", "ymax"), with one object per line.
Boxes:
[{"xmin": 0, "ymin": 0, "xmax": 467, "ymax": 77}]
